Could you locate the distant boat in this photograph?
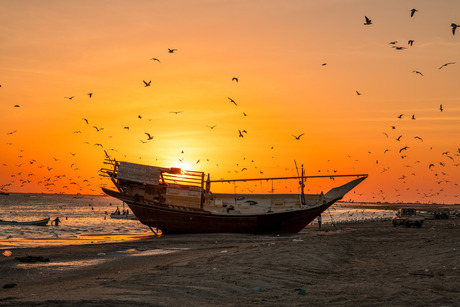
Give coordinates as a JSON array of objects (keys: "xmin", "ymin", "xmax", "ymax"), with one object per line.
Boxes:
[
  {"xmin": 110, "ymin": 213, "xmax": 138, "ymax": 220},
  {"xmin": 0, "ymin": 217, "xmax": 50, "ymax": 226},
  {"xmin": 101, "ymin": 160, "xmax": 367, "ymax": 234}
]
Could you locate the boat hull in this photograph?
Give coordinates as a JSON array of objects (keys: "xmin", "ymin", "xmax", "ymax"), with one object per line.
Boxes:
[{"xmin": 103, "ymin": 188, "xmax": 336, "ymax": 234}]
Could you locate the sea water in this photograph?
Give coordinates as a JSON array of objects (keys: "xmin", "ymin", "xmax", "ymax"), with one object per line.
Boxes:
[
  {"xmin": 0, "ymin": 194, "xmax": 150, "ymax": 246},
  {"xmin": 0, "ymin": 194, "xmax": 395, "ymax": 248}
]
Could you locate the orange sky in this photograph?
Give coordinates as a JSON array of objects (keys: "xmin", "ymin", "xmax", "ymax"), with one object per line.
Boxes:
[{"xmin": 1, "ymin": 1, "xmax": 459, "ymax": 203}]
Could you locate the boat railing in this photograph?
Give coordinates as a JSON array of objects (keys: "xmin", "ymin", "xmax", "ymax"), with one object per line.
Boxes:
[{"xmin": 161, "ymin": 170, "xmax": 205, "ymax": 189}]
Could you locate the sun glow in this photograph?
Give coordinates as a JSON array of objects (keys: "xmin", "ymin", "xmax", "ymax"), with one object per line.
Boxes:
[{"xmin": 173, "ymin": 161, "xmax": 191, "ymax": 172}]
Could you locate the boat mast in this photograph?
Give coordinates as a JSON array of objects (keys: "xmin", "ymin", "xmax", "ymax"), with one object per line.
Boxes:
[{"xmin": 300, "ymin": 164, "xmax": 306, "ymax": 206}]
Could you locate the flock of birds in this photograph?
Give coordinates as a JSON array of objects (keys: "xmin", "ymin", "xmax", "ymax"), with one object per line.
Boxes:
[{"xmin": 2, "ymin": 8, "xmax": 459, "ymax": 204}]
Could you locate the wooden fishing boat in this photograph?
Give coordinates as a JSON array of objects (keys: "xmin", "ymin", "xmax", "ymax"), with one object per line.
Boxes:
[
  {"xmin": 110, "ymin": 213, "xmax": 138, "ymax": 220},
  {"xmin": 0, "ymin": 217, "xmax": 50, "ymax": 226},
  {"xmin": 101, "ymin": 160, "xmax": 367, "ymax": 234}
]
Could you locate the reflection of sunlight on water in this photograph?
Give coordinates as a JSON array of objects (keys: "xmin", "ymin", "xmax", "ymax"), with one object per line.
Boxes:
[
  {"xmin": 123, "ymin": 248, "xmax": 189, "ymax": 256},
  {"xmin": 17, "ymin": 259, "xmax": 105, "ymax": 270},
  {"xmin": 14, "ymin": 248, "xmax": 187, "ymax": 271},
  {"xmin": 0, "ymin": 232, "xmax": 154, "ymax": 248}
]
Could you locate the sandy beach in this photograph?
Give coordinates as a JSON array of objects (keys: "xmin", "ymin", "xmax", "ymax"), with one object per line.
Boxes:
[{"xmin": 1, "ymin": 218, "xmax": 459, "ymax": 306}]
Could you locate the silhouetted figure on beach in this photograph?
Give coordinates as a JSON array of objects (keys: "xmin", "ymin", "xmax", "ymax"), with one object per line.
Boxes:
[
  {"xmin": 52, "ymin": 217, "xmax": 61, "ymax": 226},
  {"xmin": 317, "ymin": 215, "xmax": 322, "ymax": 230}
]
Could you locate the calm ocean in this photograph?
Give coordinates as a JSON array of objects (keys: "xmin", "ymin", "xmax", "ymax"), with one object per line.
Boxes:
[{"xmin": 0, "ymin": 194, "xmax": 395, "ymax": 248}]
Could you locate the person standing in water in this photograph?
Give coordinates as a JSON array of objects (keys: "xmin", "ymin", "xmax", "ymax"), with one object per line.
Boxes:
[
  {"xmin": 317, "ymin": 214, "xmax": 322, "ymax": 230},
  {"xmin": 52, "ymin": 217, "xmax": 61, "ymax": 226}
]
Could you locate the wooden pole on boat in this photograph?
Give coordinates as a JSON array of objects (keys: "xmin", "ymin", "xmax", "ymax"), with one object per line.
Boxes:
[
  {"xmin": 301, "ymin": 164, "xmax": 306, "ymax": 206},
  {"xmin": 209, "ymin": 173, "xmax": 368, "ymax": 183}
]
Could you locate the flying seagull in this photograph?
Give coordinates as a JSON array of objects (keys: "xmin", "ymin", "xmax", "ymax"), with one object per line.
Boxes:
[
  {"xmin": 64, "ymin": 96, "xmax": 75, "ymax": 100},
  {"xmin": 168, "ymin": 48, "xmax": 178, "ymax": 53},
  {"xmin": 364, "ymin": 16, "xmax": 372, "ymax": 25},
  {"xmin": 232, "ymin": 77, "xmax": 238, "ymax": 82},
  {"xmin": 82, "ymin": 118, "xmax": 89, "ymax": 124},
  {"xmin": 439, "ymin": 62, "xmax": 455, "ymax": 69},
  {"xmin": 399, "ymin": 146, "xmax": 409, "ymax": 153},
  {"xmin": 413, "ymin": 70, "xmax": 424, "ymax": 76},
  {"xmin": 440, "ymin": 104, "xmax": 443, "ymax": 112},
  {"xmin": 143, "ymin": 80, "xmax": 151, "ymax": 87},
  {"xmin": 408, "ymin": 40, "xmax": 414, "ymax": 46},
  {"xmin": 145, "ymin": 133, "xmax": 154, "ymax": 140},
  {"xmin": 87, "ymin": 93, "xmax": 93, "ymax": 98},
  {"xmin": 292, "ymin": 133, "xmax": 304, "ymax": 140},
  {"xmin": 410, "ymin": 9, "xmax": 418, "ymax": 17},
  {"xmin": 228, "ymin": 97, "xmax": 237, "ymax": 106},
  {"xmin": 452, "ymin": 23, "xmax": 458, "ymax": 36},
  {"xmin": 398, "ymin": 114, "xmax": 404, "ymax": 119},
  {"xmin": 356, "ymin": 90, "xmax": 362, "ymax": 95},
  {"xmin": 169, "ymin": 111, "xmax": 183, "ymax": 114},
  {"xmin": 392, "ymin": 46, "xmax": 406, "ymax": 50},
  {"xmin": 151, "ymin": 58, "xmax": 160, "ymax": 62}
]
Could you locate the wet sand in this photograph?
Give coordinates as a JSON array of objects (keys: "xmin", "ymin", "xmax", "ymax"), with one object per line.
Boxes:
[{"xmin": 1, "ymin": 219, "xmax": 459, "ymax": 306}]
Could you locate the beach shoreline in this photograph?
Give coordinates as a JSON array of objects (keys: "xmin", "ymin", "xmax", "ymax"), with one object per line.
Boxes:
[{"xmin": 1, "ymin": 218, "xmax": 459, "ymax": 306}]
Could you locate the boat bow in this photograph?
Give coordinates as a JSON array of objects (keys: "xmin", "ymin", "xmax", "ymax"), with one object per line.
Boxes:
[{"xmin": 324, "ymin": 176, "xmax": 367, "ymax": 202}]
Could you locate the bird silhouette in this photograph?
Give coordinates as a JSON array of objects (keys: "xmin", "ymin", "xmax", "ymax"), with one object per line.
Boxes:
[
  {"xmin": 410, "ymin": 9, "xmax": 418, "ymax": 17},
  {"xmin": 440, "ymin": 104, "xmax": 443, "ymax": 112},
  {"xmin": 398, "ymin": 114, "xmax": 403, "ymax": 119},
  {"xmin": 413, "ymin": 71, "xmax": 423, "ymax": 76},
  {"xmin": 364, "ymin": 16, "xmax": 372, "ymax": 25},
  {"xmin": 408, "ymin": 40, "xmax": 414, "ymax": 46},
  {"xmin": 232, "ymin": 77, "xmax": 238, "ymax": 82},
  {"xmin": 64, "ymin": 96, "xmax": 75, "ymax": 100},
  {"xmin": 399, "ymin": 146, "xmax": 409, "ymax": 153},
  {"xmin": 82, "ymin": 118, "xmax": 89, "ymax": 124},
  {"xmin": 411, "ymin": 114, "xmax": 416, "ymax": 120},
  {"xmin": 414, "ymin": 136, "xmax": 423, "ymax": 141},
  {"xmin": 292, "ymin": 133, "xmax": 304, "ymax": 140},
  {"xmin": 145, "ymin": 133, "xmax": 154, "ymax": 140},
  {"xmin": 14, "ymin": 105, "xmax": 20, "ymax": 107},
  {"xmin": 168, "ymin": 48, "xmax": 178, "ymax": 53},
  {"xmin": 206, "ymin": 125, "xmax": 216, "ymax": 129},
  {"xmin": 388, "ymin": 41, "xmax": 398, "ymax": 45},
  {"xmin": 392, "ymin": 46, "xmax": 406, "ymax": 50},
  {"xmin": 356, "ymin": 90, "xmax": 362, "ymax": 95},
  {"xmin": 169, "ymin": 111, "xmax": 183, "ymax": 114},
  {"xmin": 143, "ymin": 80, "xmax": 151, "ymax": 87},
  {"xmin": 228, "ymin": 97, "xmax": 237, "ymax": 106},
  {"xmin": 439, "ymin": 62, "xmax": 455, "ymax": 69},
  {"xmin": 396, "ymin": 135, "xmax": 402, "ymax": 141},
  {"xmin": 87, "ymin": 93, "xmax": 93, "ymax": 98},
  {"xmin": 238, "ymin": 130, "xmax": 244, "ymax": 138},
  {"xmin": 452, "ymin": 23, "xmax": 458, "ymax": 36},
  {"xmin": 151, "ymin": 58, "xmax": 160, "ymax": 62}
]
